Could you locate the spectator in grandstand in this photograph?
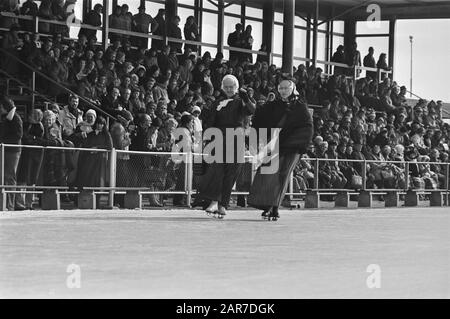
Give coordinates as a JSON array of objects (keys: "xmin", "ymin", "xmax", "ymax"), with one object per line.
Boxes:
[
  {"xmin": 363, "ymin": 47, "xmax": 376, "ymax": 80},
  {"xmin": 184, "ymin": 16, "xmax": 199, "ymax": 54},
  {"xmin": 40, "ymin": 109, "xmax": 66, "ymax": 187},
  {"xmin": 111, "ymin": 121, "xmax": 131, "ymax": 207},
  {"xmin": 152, "ymin": 75, "xmax": 170, "ymax": 104},
  {"xmin": 377, "ymin": 53, "xmax": 391, "ymax": 72},
  {"xmin": 75, "ymin": 116, "xmax": 112, "ymax": 188},
  {"xmin": 331, "ymin": 45, "xmax": 346, "ymax": 76},
  {"xmin": 0, "ymin": 0, "xmax": 20, "ymax": 30},
  {"xmin": 241, "ymin": 24, "xmax": 254, "ymax": 64},
  {"xmin": 1, "ymin": 23, "xmax": 22, "ymax": 76},
  {"xmin": 121, "ymin": 4, "xmax": 133, "ymax": 38},
  {"xmin": 346, "ymin": 41, "xmax": 361, "ymax": 76},
  {"xmin": 129, "ymin": 113, "xmax": 163, "ymax": 206},
  {"xmin": 152, "ymin": 8, "xmax": 166, "ymax": 51},
  {"xmin": 227, "ymin": 23, "xmax": 243, "ymax": 63},
  {"xmin": 178, "ymin": 57, "xmax": 194, "ymax": 84},
  {"xmin": 59, "ymin": 94, "xmax": 83, "ymax": 139},
  {"xmin": 20, "ymin": 0, "xmax": 39, "ymax": 32},
  {"xmin": 167, "ymin": 15, "xmax": 182, "ymax": 54},
  {"xmin": 256, "ymin": 43, "xmax": 269, "ymax": 64},
  {"xmin": 171, "ymin": 113, "xmax": 194, "ymax": 206},
  {"xmin": 15, "ymin": 108, "xmax": 44, "ymax": 210},
  {"xmin": 108, "ymin": 5, "xmax": 125, "ymax": 43},
  {"xmin": 70, "ymin": 108, "xmax": 96, "ymax": 147},
  {"xmin": 0, "ymin": 96, "xmax": 23, "ymax": 211},
  {"xmin": 79, "ymin": 3, "xmax": 103, "ymax": 41},
  {"xmin": 157, "ymin": 44, "xmax": 171, "ymax": 74},
  {"xmin": 37, "ymin": 0, "xmax": 54, "ymax": 34},
  {"xmin": 132, "ymin": 4, "xmax": 158, "ymax": 49},
  {"xmin": 51, "ymin": 0, "xmax": 69, "ymax": 37}
]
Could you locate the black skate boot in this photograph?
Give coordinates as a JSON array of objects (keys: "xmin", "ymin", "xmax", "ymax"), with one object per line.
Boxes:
[
  {"xmin": 267, "ymin": 207, "xmax": 279, "ymax": 221},
  {"xmin": 217, "ymin": 205, "xmax": 226, "ymax": 219},
  {"xmin": 261, "ymin": 208, "xmax": 271, "ymax": 220}
]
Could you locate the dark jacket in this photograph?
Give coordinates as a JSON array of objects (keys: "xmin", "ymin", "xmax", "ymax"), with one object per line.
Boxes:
[
  {"xmin": 205, "ymin": 94, "xmax": 256, "ymax": 129},
  {"xmin": 252, "ymin": 96, "xmax": 314, "ymax": 154},
  {"xmin": 0, "ymin": 111, "xmax": 23, "ymax": 152},
  {"xmin": 79, "ymin": 9, "xmax": 102, "ymax": 40}
]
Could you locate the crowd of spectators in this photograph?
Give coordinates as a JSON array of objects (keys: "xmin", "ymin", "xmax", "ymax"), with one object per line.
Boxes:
[{"xmin": 0, "ymin": 2, "xmax": 449, "ymax": 211}]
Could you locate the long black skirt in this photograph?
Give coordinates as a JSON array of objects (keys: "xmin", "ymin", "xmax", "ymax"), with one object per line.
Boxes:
[{"xmin": 248, "ymin": 153, "xmax": 300, "ymax": 209}]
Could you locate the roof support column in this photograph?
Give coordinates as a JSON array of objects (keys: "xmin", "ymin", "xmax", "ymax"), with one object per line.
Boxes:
[
  {"xmin": 217, "ymin": 0, "xmax": 224, "ymax": 54},
  {"xmin": 262, "ymin": 0, "xmax": 274, "ymax": 64},
  {"xmin": 306, "ymin": 14, "xmax": 311, "ymax": 67},
  {"xmin": 166, "ymin": 0, "xmax": 178, "ymax": 46},
  {"xmin": 312, "ymin": 0, "xmax": 319, "ymax": 66},
  {"xmin": 388, "ymin": 18, "xmax": 396, "ymax": 79},
  {"xmin": 282, "ymin": 0, "xmax": 295, "ymax": 75},
  {"xmin": 102, "ymin": 0, "xmax": 109, "ymax": 51}
]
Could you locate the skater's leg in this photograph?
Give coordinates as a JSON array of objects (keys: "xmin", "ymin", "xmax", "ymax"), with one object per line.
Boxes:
[{"xmin": 219, "ymin": 162, "xmax": 243, "ymax": 208}]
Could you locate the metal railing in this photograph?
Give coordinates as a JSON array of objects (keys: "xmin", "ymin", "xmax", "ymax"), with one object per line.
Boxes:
[{"xmin": 1, "ymin": 143, "xmax": 448, "ymax": 210}]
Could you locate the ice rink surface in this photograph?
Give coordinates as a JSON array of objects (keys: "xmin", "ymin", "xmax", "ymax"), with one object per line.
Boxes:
[{"xmin": 0, "ymin": 207, "xmax": 449, "ymax": 299}]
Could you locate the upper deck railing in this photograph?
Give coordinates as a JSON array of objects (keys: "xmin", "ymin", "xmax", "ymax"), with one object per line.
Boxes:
[{"xmin": 0, "ymin": 11, "xmax": 392, "ymax": 83}]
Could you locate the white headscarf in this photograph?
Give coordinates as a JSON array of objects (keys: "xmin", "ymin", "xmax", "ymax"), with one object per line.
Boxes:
[
  {"xmin": 217, "ymin": 74, "xmax": 239, "ymax": 111},
  {"xmin": 221, "ymin": 74, "xmax": 239, "ymax": 92}
]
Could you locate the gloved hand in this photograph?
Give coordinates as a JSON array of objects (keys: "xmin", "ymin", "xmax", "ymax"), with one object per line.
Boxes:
[{"xmin": 239, "ymin": 88, "xmax": 250, "ymax": 103}]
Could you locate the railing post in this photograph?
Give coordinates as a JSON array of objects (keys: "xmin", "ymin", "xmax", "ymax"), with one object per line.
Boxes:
[
  {"xmin": 289, "ymin": 171, "xmax": 293, "ymax": 200},
  {"xmin": 314, "ymin": 158, "xmax": 319, "ymax": 189},
  {"xmin": 185, "ymin": 152, "xmax": 193, "ymax": 208},
  {"xmin": 34, "ymin": 16, "xmax": 39, "ymax": 33},
  {"xmin": 108, "ymin": 148, "xmax": 117, "ymax": 209},
  {"xmin": 446, "ymin": 163, "xmax": 450, "ymax": 206},
  {"xmin": 405, "ymin": 162, "xmax": 410, "ymax": 190},
  {"xmin": 362, "ymin": 159, "xmax": 367, "ymax": 190},
  {"xmin": 0, "ymin": 144, "xmax": 4, "ymax": 186},
  {"xmin": 102, "ymin": 0, "xmax": 110, "ymax": 51},
  {"xmin": 31, "ymin": 71, "xmax": 36, "ymax": 108},
  {"xmin": 445, "ymin": 163, "xmax": 449, "ymax": 191}
]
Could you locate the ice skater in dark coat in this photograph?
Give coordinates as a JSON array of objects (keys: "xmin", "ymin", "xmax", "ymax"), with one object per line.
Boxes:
[
  {"xmin": 248, "ymin": 78, "xmax": 314, "ymax": 220},
  {"xmin": 198, "ymin": 74, "xmax": 256, "ymax": 218}
]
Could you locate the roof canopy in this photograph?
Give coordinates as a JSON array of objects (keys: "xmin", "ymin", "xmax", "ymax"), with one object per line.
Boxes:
[{"xmin": 240, "ymin": 0, "xmax": 450, "ymax": 20}]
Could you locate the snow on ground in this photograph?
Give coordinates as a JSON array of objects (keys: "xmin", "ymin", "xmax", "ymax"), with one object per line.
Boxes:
[{"xmin": 0, "ymin": 207, "xmax": 449, "ymax": 298}]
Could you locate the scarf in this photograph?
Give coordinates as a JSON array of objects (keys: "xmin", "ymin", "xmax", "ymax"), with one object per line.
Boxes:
[{"xmin": 216, "ymin": 98, "xmax": 234, "ymax": 111}]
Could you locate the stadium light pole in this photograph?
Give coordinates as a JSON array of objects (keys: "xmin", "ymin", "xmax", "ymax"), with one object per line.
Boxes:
[{"xmin": 409, "ymin": 35, "xmax": 413, "ymax": 98}]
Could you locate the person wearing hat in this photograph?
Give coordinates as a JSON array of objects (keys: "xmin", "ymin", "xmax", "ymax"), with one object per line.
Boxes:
[
  {"xmin": 191, "ymin": 105, "xmax": 203, "ymax": 149},
  {"xmin": 70, "ymin": 109, "xmax": 97, "ymax": 147},
  {"xmin": 132, "ymin": 4, "xmax": 158, "ymax": 48},
  {"xmin": 196, "ymin": 74, "xmax": 255, "ymax": 218},
  {"xmin": 248, "ymin": 77, "xmax": 313, "ymax": 220}
]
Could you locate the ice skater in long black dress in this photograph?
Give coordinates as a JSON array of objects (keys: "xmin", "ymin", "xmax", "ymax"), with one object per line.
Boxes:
[
  {"xmin": 198, "ymin": 74, "xmax": 256, "ymax": 218},
  {"xmin": 248, "ymin": 78, "xmax": 314, "ymax": 220}
]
